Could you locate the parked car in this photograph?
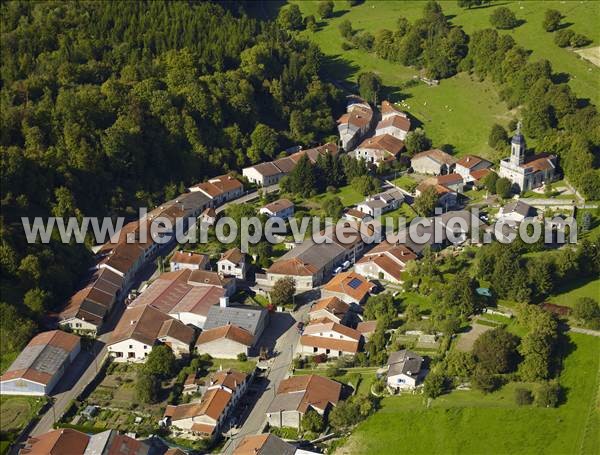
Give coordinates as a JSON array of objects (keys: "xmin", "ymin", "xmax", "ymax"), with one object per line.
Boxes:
[
  {"xmin": 333, "ymin": 266, "xmax": 343, "ymax": 275},
  {"xmin": 296, "ymin": 321, "xmax": 304, "ymax": 333}
]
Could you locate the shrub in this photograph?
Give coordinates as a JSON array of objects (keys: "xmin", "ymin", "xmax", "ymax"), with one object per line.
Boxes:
[
  {"xmin": 326, "ymin": 365, "xmax": 343, "ymax": 377},
  {"xmin": 237, "ymin": 353, "xmax": 248, "ymax": 362},
  {"xmin": 424, "ymin": 372, "xmax": 447, "ymax": 399},
  {"xmin": 554, "ymin": 29, "xmax": 574, "ymax": 47},
  {"xmin": 471, "ymin": 365, "xmax": 500, "ymax": 393},
  {"xmin": 341, "ymin": 41, "xmax": 355, "ymax": 51},
  {"xmin": 302, "ymin": 409, "xmax": 325, "ymax": 433},
  {"xmin": 542, "ymin": 9, "xmax": 562, "ymax": 32},
  {"xmin": 312, "ymin": 353, "xmax": 327, "ymax": 364},
  {"xmin": 292, "ymin": 356, "xmax": 305, "ymax": 370},
  {"xmin": 515, "ymin": 387, "xmax": 533, "ymax": 405},
  {"xmin": 490, "ymin": 7, "xmax": 518, "ymax": 30},
  {"xmin": 536, "ymin": 382, "xmax": 561, "ymax": 407},
  {"xmin": 570, "ymin": 33, "xmax": 591, "ymax": 48}
]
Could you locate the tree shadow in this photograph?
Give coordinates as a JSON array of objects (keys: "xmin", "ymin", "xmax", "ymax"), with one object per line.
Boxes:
[
  {"xmin": 331, "ymin": 9, "xmax": 350, "ymax": 19},
  {"xmin": 552, "ymin": 72, "xmax": 570, "ymax": 84},
  {"xmin": 235, "ymin": 0, "xmax": 286, "ymax": 20},
  {"xmin": 320, "ymin": 54, "xmax": 361, "ymax": 83},
  {"xmin": 440, "ymin": 144, "xmax": 456, "ymax": 155},
  {"xmin": 555, "ymin": 22, "xmax": 573, "ymax": 31},
  {"xmin": 513, "ymin": 19, "xmax": 527, "ymax": 29}
]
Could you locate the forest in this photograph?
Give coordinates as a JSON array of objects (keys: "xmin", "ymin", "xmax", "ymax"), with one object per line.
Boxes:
[{"xmin": 0, "ymin": 1, "xmax": 341, "ymax": 359}]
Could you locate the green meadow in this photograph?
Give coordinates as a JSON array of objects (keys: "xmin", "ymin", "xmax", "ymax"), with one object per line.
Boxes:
[
  {"xmin": 339, "ymin": 332, "xmax": 600, "ymax": 455},
  {"xmin": 293, "ymin": 1, "xmax": 600, "ymax": 157}
]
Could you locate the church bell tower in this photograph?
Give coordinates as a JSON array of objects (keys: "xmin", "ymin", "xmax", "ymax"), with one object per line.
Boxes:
[{"xmin": 510, "ymin": 121, "xmax": 525, "ymax": 166}]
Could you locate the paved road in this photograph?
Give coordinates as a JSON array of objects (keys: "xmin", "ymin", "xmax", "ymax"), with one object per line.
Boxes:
[{"xmin": 222, "ymin": 303, "xmax": 310, "ymax": 454}]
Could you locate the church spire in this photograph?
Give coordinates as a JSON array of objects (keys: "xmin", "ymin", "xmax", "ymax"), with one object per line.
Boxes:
[{"xmin": 510, "ymin": 120, "xmax": 525, "ymax": 166}]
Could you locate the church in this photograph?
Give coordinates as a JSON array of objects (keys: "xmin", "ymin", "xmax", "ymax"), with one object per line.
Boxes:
[{"xmin": 499, "ymin": 123, "xmax": 557, "ymax": 192}]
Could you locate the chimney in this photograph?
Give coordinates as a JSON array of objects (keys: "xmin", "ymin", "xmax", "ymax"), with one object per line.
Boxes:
[{"xmin": 220, "ymin": 297, "xmax": 229, "ymax": 308}]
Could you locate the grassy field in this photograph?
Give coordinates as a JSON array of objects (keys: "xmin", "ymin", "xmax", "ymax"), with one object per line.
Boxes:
[
  {"xmin": 0, "ymin": 395, "xmax": 46, "ymax": 454},
  {"xmin": 549, "ymin": 277, "xmax": 599, "ymax": 308},
  {"xmin": 338, "ymin": 332, "xmax": 600, "ymax": 455},
  {"xmin": 294, "ymin": 1, "xmax": 600, "ymax": 157}
]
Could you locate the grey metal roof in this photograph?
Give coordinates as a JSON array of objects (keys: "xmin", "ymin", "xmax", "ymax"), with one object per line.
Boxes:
[
  {"xmin": 387, "ymin": 350, "xmax": 423, "ymax": 378},
  {"xmin": 281, "ymin": 238, "xmax": 347, "ymax": 272},
  {"xmin": 203, "ymin": 305, "xmax": 268, "ymax": 336},
  {"xmin": 259, "ymin": 435, "xmax": 296, "ymax": 455},
  {"xmin": 267, "ymin": 390, "xmax": 304, "ymax": 413},
  {"xmin": 84, "ymin": 430, "xmax": 113, "ymax": 455},
  {"xmin": 503, "ymin": 200, "xmax": 532, "ymax": 217},
  {"xmin": 9, "ymin": 344, "xmax": 71, "ymax": 380}
]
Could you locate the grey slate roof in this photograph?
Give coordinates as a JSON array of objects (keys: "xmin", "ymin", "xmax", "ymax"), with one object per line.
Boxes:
[
  {"xmin": 267, "ymin": 390, "xmax": 304, "ymax": 414},
  {"xmin": 502, "ymin": 200, "xmax": 533, "ymax": 218},
  {"xmin": 203, "ymin": 305, "xmax": 268, "ymax": 336},
  {"xmin": 387, "ymin": 350, "xmax": 423, "ymax": 378},
  {"xmin": 257, "ymin": 434, "xmax": 296, "ymax": 455}
]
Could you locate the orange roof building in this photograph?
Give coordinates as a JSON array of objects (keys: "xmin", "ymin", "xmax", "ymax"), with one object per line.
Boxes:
[
  {"xmin": 300, "ymin": 318, "xmax": 363, "ymax": 357},
  {"xmin": 165, "ymin": 369, "xmax": 248, "ymax": 438},
  {"xmin": 322, "ymin": 271, "xmax": 374, "ymax": 304},
  {"xmin": 266, "ymin": 375, "xmax": 342, "ymax": 429}
]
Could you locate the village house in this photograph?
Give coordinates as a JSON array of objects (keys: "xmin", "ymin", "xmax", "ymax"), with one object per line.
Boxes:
[
  {"xmin": 256, "ymin": 224, "xmax": 364, "ymax": 291},
  {"xmin": 203, "ymin": 299, "xmax": 269, "ymax": 339},
  {"xmin": 259, "ymin": 198, "xmax": 295, "ymax": 219},
  {"xmin": 170, "ymin": 250, "xmax": 209, "ymax": 271},
  {"xmin": 183, "ymin": 372, "xmax": 201, "ymax": 395},
  {"xmin": 195, "ymin": 324, "xmax": 255, "ymax": 359},
  {"xmin": 386, "ymin": 350, "xmax": 426, "ymax": 391},
  {"xmin": 188, "ymin": 174, "xmax": 244, "ymax": 206},
  {"xmin": 356, "ymin": 188, "xmax": 404, "ymax": 218},
  {"xmin": 107, "ymin": 304, "xmax": 195, "ymax": 362},
  {"xmin": 266, "ymin": 375, "xmax": 342, "ymax": 430},
  {"xmin": 354, "ymin": 242, "xmax": 417, "ymax": 283},
  {"xmin": 337, "ymin": 95, "xmax": 375, "ymax": 151},
  {"xmin": 186, "ymin": 269, "xmax": 237, "ymax": 296},
  {"xmin": 200, "ymin": 207, "xmax": 217, "ymax": 227},
  {"xmin": 497, "ymin": 200, "xmax": 535, "ymax": 224},
  {"xmin": 499, "ymin": 123, "xmax": 557, "ymax": 192},
  {"xmin": 59, "ymin": 267, "xmax": 123, "ymax": 335},
  {"xmin": 233, "ymin": 434, "xmax": 296, "ymax": 455},
  {"xmin": 455, "ymin": 155, "xmax": 493, "ymax": 183},
  {"xmin": 19, "ymin": 428, "xmax": 151, "ymax": 455},
  {"xmin": 469, "ymin": 168, "xmax": 494, "ymax": 188},
  {"xmin": 436, "ymin": 173, "xmax": 464, "ymax": 193},
  {"xmin": 375, "ymin": 101, "xmax": 411, "ymax": 140},
  {"xmin": 242, "ymin": 144, "xmax": 338, "ymax": 186},
  {"xmin": 415, "ymin": 180, "xmax": 458, "ymax": 210},
  {"xmin": 128, "ymin": 269, "xmax": 226, "ymax": 329},
  {"xmin": 321, "ymin": 271, "xmax": 374, "ymax": 305},
  {"xmin": 1, "ymin": 330, "xmax": 80, "ymax": 396},
  {"xmin": 356, "ymin": 320, "xmax": 378, "ymax": 342},
  {"xmin": 411, "ymin": 149, "xmax": 457, "ymax": 175},
  {"xmin": 300, "ymin": 319, "xmax": 363, "ymax": 358},
  {"xmin": 217, "ymin": 248, "xmax": 247, "ymax": 280},
  {"xmin": 97, "ymin": 220, "xmax": 160, "ymax": 291},
  {"xmin": 165, "ymin": 370, "xmax": 249, "ymax": 439},
  {"xmin": 353, "ymin": 133, "xmax": 405, "ymax": 166},
  {"xmin": 309, "ymin": 296, "xmax": 351, "ymax": 325}
]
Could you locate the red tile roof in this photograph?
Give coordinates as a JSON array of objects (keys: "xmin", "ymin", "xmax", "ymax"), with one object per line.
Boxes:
[
  {"xmin": 196, "ymin": 324, "xmax": 254, "ymax": 347},
  {"xmin": 358, "ymin": 134, "xmax": 405, "ymax": 156}
]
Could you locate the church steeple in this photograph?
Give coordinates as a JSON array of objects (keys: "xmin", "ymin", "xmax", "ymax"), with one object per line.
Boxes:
[{"xmin": 510, "ymin": 121, "xmax": 525, "ymax": 166}]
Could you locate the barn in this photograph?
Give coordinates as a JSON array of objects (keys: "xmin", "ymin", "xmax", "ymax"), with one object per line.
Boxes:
[{"xmin": 0, "ymin": 330, "xmax": 80, "ymax": 396}]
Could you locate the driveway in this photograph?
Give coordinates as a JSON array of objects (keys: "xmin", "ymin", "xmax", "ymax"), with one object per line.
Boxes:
[{"xmin": 222, "ymin": 304, "xmax": 310, "ymax": 454}]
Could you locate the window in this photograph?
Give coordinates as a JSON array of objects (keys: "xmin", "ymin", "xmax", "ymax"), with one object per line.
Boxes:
[
  {"xmin": 143, "ymin": 345, "xmax": 147, "ymax": 349},
  {"xmin": 313, "ymin": 347, "xmax": 318, "ymax": 353},
  {"xmin": 326, "ymin": 349, "xmax": 330, "ymax": 354},
  {"xmin": 115, "ymin": 352, "xmax": 123, "ymax": 358},
  {"xmin": 128, "ymin": 352, "xmax": 135, "ymax": 358},
  {"xmin": 129, "ymin": 345, "xmax": 133, "ymax": 349},
  {"xmin": 338, "ymin": 351, "xmax": 343, "ymax": 356}
]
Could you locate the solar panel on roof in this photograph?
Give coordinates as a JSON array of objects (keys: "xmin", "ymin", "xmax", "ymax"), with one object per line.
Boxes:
[{"xmin": 348, "ymin": 278, "xmax": 362, "ymax": 289}]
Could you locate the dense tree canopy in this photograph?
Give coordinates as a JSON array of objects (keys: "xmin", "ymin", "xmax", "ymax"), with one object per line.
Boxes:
[{"xmin": 0, "ymin": 1, "xmax": 341, "ymax": 356}]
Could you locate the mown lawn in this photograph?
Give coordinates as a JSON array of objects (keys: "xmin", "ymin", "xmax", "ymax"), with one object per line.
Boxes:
[
  {"xmin": 339, "ymin": 332, "xmax": 600, "ymax": 455},
  {"xmin": 0, "ymin": 395, "xmax": 46, "ymax": 454},
  {"xmin": 549, "ymin": 277, "xmax": 599, "ymax": 308},
  {"xmin": 294, "ymin": 1, "xmax": 600, "ymax": 156},
  {"xmin": 310, "ymin": 184, "xmax": 365, "ymax": 207}
]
